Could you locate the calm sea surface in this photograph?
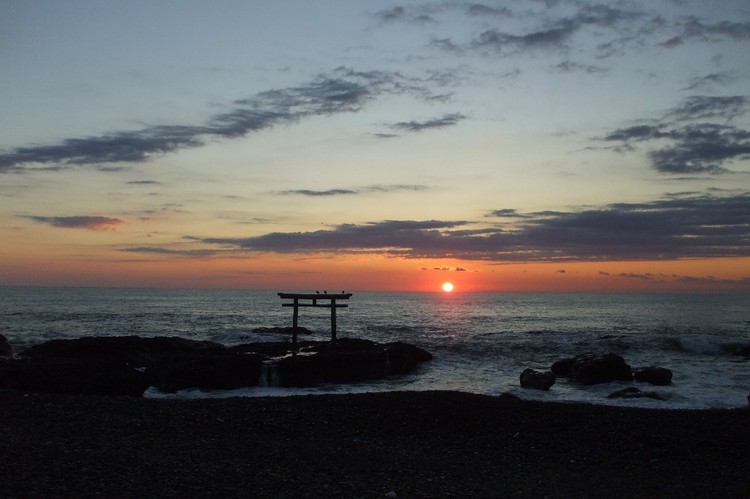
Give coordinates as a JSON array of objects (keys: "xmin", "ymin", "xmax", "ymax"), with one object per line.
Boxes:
[{"xmin": 1, "ymin": 287, "xmax": 748, "ymax": 408}]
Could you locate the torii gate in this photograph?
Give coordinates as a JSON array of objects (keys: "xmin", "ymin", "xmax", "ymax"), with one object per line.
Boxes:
[{"xmin": 277, "ymin": 292, "xmax": 353, "ymax": 346}]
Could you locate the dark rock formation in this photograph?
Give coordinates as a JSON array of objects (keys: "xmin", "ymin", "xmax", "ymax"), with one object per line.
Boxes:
[
  {"xmin": 570, "ymin": 352, "xmax": 633, "ymax": 385},
  {"xmin": 385, "ymin": 341, "xmax": 434, "ymax": 375},
  {"xmin": 273, "ymin": 338, "xmax": 432, "ymax": 388},
  {"xmin": 0, "ymin": 357, "xmax": 149, "ymax": 396},
  {"xmin": 20, "ymin": 335, "xmax": 224, "ymax": 368},
  {"xmin": 145, "ymin": 352, "xmax": 265, "ymax": 393},
  {"xmin": 606, "ymin": 387, "xmax": 666, "ymax": 401},
  {"xmin": 634, "ymin": 366, "xmax": 673, "ymax": 386},
  {"xmin": 13, "ymin": 335, "xmax": 433, "ymax": 395},
  {"xmin": 251, "ymin": 326, "xmax": 312, "ymax": 335},
  {"xmin": 0, "ymin": 334, "xmax": 13, "ymax": 359},
  {"xmin": 551, "ymin": 358, "xmax": 574, "ymax": 378},
  {"xmin": 519, "ymin": 368, "xmax": 556, "ymax": 390},
  {"xmin": 735, "ymin": 345, "xmax": 750, "ymax": 358}
]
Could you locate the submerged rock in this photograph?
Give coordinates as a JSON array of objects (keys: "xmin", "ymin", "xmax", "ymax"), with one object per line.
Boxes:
[
  {"xmin": 519, "ymin": 368, "xmax": 556, "ymax": 390},
  {"xmin": 634, "ymin": 366, "xmax": 673, "ymax": 386},
  {"xmin": 606, "ymin": 387, "xmax": 666, "ymax": 401}
]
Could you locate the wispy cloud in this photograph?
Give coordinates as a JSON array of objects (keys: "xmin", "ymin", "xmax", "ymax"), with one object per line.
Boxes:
[
  {"xmin": 126, "ymin": 180, "xmax": 161, "ymax": 186},
  {"xmin": 277, "ymin": 189, "xmax": 358, "ymax": 197},
  {"xmin": 429, "ymin": 3, "xmax": 644, "ymax": 56},
  {"xmin": 385, "ymin": 113, "xmax": 466, "ymax": 133},
  {"xmin": 0, "ymin": 68, "xmax": 442, "ymax": 173},
  {"xmin": 602, "ymin": 95, "xmax": 750, "ymax": 174},
  {"xmin": 25, "ymin": 215, "xmax": 124, "ymax": 231},
  {"xmin": 275, "ymin": 184, "xmax": 428, "ymax": 197},
  {"xmin": 659, "ymin": 17, "xmax": 750, "ymax": 47},
  {"xmin": 157, "ymin": 192, "xmax": 750, "ymax": 262}
]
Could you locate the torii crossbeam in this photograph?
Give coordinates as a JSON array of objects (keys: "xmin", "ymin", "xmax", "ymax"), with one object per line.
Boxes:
[{"xmin": 277, "ymin": 292, "xmax": 353, "ymax": 345}]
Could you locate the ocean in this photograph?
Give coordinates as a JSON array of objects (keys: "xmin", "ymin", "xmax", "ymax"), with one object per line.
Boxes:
[{"xmin": 1, "ymin": 286, "xmax": 748, "ymax": 409}]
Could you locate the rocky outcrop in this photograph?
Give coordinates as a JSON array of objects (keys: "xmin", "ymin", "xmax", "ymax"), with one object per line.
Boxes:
[
  {"xmin": 10, "ymin": 335, "xmax": 432, "ymax": 395},
  {"xmin": 606, "ymin": 387, "xmax": 666, "ymax": 401},
  {"xmin": 562, "ymin": 352, "xmax": 633, "ymax": 385},
  {"xmin": 634, "ymin": 366, "xmax": 673, "ymax": 386},
  {"xmin": 0, "ymin": 357, "xmax": 149, "ymax": 396},
  {"xmin": 146, "ymin": 351, "xmax": 265, "ymax": 393},
  {"xmin": 251, "ymin": 326, "xmax": 312, "ymax": 335},
  {"xmin": 551, "ymin": 358, "xmax": 574, "ymax": 378},
  {"xmin": 0, "ymin": 334, "xmax": 13, "ymax": 359},
  {"xmin": 519, "ymin": 368, "xmax": 556, "ymax": 390},
  {"xmin": 20, "ymin": 335, "xmax": 225, "ymax": 368},
  {"xmin": 273, "ymin": 338, "xmax": 433, "ymax": 388}
]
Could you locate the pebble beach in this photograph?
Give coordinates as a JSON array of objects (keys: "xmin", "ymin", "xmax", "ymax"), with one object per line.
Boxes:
[{"xmin": 1, "ymin": 390, "xmax": 748, "ymax": 498}]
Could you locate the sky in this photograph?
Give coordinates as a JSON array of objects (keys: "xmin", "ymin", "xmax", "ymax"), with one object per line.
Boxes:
[{"xmin": 1, "ymin": 0, "xmax": 749, "ymax": 293}]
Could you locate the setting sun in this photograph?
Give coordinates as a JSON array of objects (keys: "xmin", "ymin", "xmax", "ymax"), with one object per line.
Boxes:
[{"xmin": 442, "ymin": 282, "xmax": 454, "ymax": 292}]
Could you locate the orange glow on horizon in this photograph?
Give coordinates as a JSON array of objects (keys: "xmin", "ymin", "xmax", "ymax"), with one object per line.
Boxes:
[{"xmin": 0, "ymin": 245, "xmax": 749, "ymax": 293}]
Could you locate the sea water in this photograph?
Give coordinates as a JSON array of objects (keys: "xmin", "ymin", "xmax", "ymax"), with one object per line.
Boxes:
[{"xmin": 1, "ymin": 287, "xmax": 748, "ymax": 409}]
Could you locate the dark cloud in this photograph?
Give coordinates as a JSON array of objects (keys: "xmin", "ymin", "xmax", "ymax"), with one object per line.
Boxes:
[
  {"xmin": 465, "ymin": 4, "xmax": 511, "ymax": 17},
  {"xmin": 664, "ymin": 17, "xmax": 750, "ymax": 46},
  {"xmin": 647, "ymin": 124, "xmax": 750, "ymax": 173},
  {"xmin": 438, "ymin": 4, "xmax": 643, "ymax": 55},
  {"xmin": 602, "ymin": 95, "xmax": 750, "ymax": 174},
  {"xmin": 372, "ymin": 5, "xmax": 436, "ymax": 24},
  {"xmin": 667, "ymin": 96, "xmax": 748, "ymax": 122},
  {"xmin": 0, "ymin": 68, "xmax": 441, "ymax": 172},
  {"xmin": 278, "ymin": 189, "xmax": 358, "ymax": 197},
  {"xmin": 605, "ymin": 123, "xmax": 750, "ymax": 174},
  {"xmin": 387, "ymin": 113, "xmax": 466, "ymax": 133},
  {"xmin": 552, "ymin": 61, "xmax": 608, "ymax": 74},
  {"xmin": 25, "ymin": 215, "xmax": 124, "ymax": 231},
  {"xmin": 118, "ymin": 246, "xmax": 219, "ymax": 257},
  {"xmin": 276, "ymin": 184, "xmax": 428, "ymax": 197},
  {"xmin": 487, "ymin": 209, "xmax": 530, "ymax": 218},
  {"xmin": 184, "ymin": 193, "xmax": 750, "ymax": 262},
  {"xmin": 127, "ymin": 180, "xmax": 161, "ymax": 185},
  {"xmin": 683, "ymin": 72, "xmax": 734, "ymax": 91}
]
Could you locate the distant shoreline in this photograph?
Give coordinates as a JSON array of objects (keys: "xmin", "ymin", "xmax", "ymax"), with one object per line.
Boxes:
[{"xmin": 1, "ymin": 390, "xmax": 748, "ymax": 497}]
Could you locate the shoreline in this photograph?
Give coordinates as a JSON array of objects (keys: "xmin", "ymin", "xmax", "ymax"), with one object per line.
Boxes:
[{"xmin": 1, "ymin": 390, "xmax": 748, "ymax": 498}]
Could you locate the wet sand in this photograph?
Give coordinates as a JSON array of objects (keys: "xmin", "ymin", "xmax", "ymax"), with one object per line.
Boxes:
[{"xmin": 1, "ymin": 390, "xmax": 748, "ymax": 498}]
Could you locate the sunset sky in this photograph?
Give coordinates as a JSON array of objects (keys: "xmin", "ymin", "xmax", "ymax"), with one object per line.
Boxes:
[{"xmin": 2, "ymin": 0, "xmax": 749, "ymax": 292}]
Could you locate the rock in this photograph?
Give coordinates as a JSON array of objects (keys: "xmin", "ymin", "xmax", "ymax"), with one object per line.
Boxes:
[
  {"xmin": 251, "ymin": 326, "xmax": 312, "ymax": 335},
  {"xmin": 551, "ymin": 358, "xmax": 574, "ymax": 377},
  {"xmin": 634, "ymin": 366, "xmax": 673, "ymax": 386},
  {"xmin": 735, "ymin": 345, "xmax": 750, "ymax": 358},
  {"xmin": 146, "ymin": 351, "xmax": 264, "ymax": 393},
  {"xmin": 0, "ymin": 334, "xmax": 13, "ymax": 359},
  {"xmin": 276, "ymin": 338, "xmax": 387, "ymax": 387},
  {"xmin": 0, "ymin": 357, "xmax": 149, "ymax": 396},
  {"xmin": 274, "ymin": 338, "xmax": 432, "ymax": 388},
  {"xmin": 385, "ymin": 341, "xmax": 433, "ymax": 375},
  {"xmin": 519, "ymin": 368, "xmax": 556, "ymax": 390},
  {"xmin": 15, "ymin": 335, "xmax": 433, "ymax": 393},
  {"xmin": 20, "ymin": 336, "xmax": 225, "ymax": 368},
  {"xmin": 570, "ymin": 352, "xmax": 633, "ymax": 385},
  {"xmin": 606, "ymin": 387, "xmax": 666, "ymax": 401}
]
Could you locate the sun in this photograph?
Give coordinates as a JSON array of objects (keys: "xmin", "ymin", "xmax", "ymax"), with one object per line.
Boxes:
[{"xmin": 442, "ymin": 282, "xmax": 454, "ymax": 292}]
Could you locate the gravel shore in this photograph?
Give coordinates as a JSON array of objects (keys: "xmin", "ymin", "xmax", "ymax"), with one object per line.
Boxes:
[{"xmin": 1, "ymin": 390, "xmax": 748, "ymax": 498}]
